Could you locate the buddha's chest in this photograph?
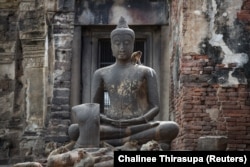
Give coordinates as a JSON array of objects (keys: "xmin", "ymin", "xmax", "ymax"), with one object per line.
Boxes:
[{"xmin": 104, "ymin": 72, "xmax": 145, "ymax": 95}]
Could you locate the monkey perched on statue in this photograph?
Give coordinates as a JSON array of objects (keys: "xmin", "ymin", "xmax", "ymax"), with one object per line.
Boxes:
[
  {"xmin": 140, "ymin": 140, "xmax": 163, "ymax": 151},
  {"xmin": 131, "ymin": 51, "xmax": 142, "ymax": 65},
  {"xmin": 74, "ymin": 150, "xmax": 95, "ymax": 167},
  {"xmin": 114, "ymin": 140, "xmax": 140, "ymax": 151}
]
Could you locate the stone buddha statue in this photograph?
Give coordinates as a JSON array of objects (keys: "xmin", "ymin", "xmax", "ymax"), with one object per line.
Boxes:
[{"xmin": 69, "ymin": 17, "xmax": 179, "ymax": 149}]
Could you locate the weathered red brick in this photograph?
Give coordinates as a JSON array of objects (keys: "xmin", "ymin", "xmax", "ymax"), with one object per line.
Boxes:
[
  {"xmin": 191, "ymin": 67, "xmax": 203, "ymax": 71},
  {"xmin": 183, "ymin": 125, "xmax": 202, "ymax": 130},
  {"xmin": 193, "ymin": 87, "xmax": 207, "ymax": 92},
  {"xmin": 194, "ymin": 113, "xmax": 209, "ymax": 117},
  {"xmin": 221, "ymin": 104, "xmax": 241, "ymax": 109},
  {"xmin": 191, "ymin": 55, "xmax": 209, "ymax": 60},
  {"xmin": 225, "ymin": 117, "xmax": 236, "ymax": 122},
  {"xmin": 181, "ymin": 61, "xmax": 197, "ymax": 67},
  {"xmin": 227, "ymin": 126, "xmax": 246, "ymax": 131},
  {"xmin": 202, "ymin": 125, "xmax": 212, "ymax": 131},
  {"xmin": 182, "ymin": 103, "xmax": 193, "ymax": 109},
  {"xmin": 181, "ymin": 113, "xmax": 193, "ymax": 118},
  {"xmin": 236, "ymin": 135, "xmax": 250, "ymax": 140}
]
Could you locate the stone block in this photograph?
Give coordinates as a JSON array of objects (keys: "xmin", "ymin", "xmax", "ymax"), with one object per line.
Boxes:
[
  {"xmin": 50, "ymin": 111, "xmax": 70, "ymax": 119},
  {"xmin": 0, "ymin": 92, "xmax": 14, "ymax": 121},
  {"xmin": 53, "ymin": 88, "xmax": 70, "ymax": 97},
  {"xmin": 57, "ymin": 0, "xmax": 75, "ymax": 12},
  {"xmin": 55, "ymin": 49, "xmax": 72, "ymax": 62},
  {"xmin": 54, "ymin": 81, "xmax": 71, "ymax": 88},
  {"xmin": 197, "ymin": 136, "xmax": 228, "ymax": 151},
  {"xmin": 23, "ymin": 56, "xmax": 44, "ymax": 68},
  {"xmin": 53, "ymin": 12, "xmax": 74, "ymax": 25},
  {"xmin": 45, "ymin": 0, "xmax": 75, "ymax": 12},
  {"xmin": 44, "ymin": 0, "xmax": 57, "ymax": 11},
  {"xmin": 55, "ymin": 62, "xmax": 71, "ymax": 71},
  {"xmin": 0, "ymin": 0, "xmax": 19, "ymax": 9},
  {"xmin": 19, "ymin": 1, "xmax": 36, "ymax": 11},
  {"xmin": 54, "ymin": 71, "xmax": 71, "ymax": 81},
  {"xmin": 54, "ymin": 35, "xmax": 73, "ymax": 49},
  {"xmin": 52, "ymin": 97, "xmax": 69, "ymax": 105},
  {"xmin": 53, "ymin": 24, "xmax": 74, "ymax": 34}
]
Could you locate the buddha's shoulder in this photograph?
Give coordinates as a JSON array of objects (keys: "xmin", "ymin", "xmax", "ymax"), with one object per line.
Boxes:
[
  {"xmin": 135, "ymin": 64, "xmax": 156, "ymax": 75},
  {"xmin": 94, "ymin": 64, "xmax": 115, "ymax": 75}
]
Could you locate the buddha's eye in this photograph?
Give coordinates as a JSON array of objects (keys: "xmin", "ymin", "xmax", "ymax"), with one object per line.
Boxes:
[
  {"xmin": 114, "ymin": 40, "xmax": 120, "ymax": 45},
  {"xmin": 124, "ymin": 40, "xmax": 130, "ymax": 45}
]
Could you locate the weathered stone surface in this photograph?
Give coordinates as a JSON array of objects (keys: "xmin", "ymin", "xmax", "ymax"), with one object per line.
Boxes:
[
  {"xmin": 197, "ymin": 136, "xmax": 228, "ymax": 151},
  {"xmin": 50, "ymin": 111, "xmax": 70, "ymax": 120},
  {"xmin": 18, "ymin": 9, "xmax": 45, "ymax": 39},
  {"xmin": 53, "ymin": 88, "xmax": 70, "ymax": 97},
  {"xmin": 0, "ymin": 92, "xmax": 14, "ymax": 121},
  {"xmin": 53, "ymin": 12, "xmax": 75, "ymax": 25},
  {"xmin": 54, "ymin": 35, "xmax": 73, "ymax": 49},
  {"xmin": 0, "ymin": 53, "xmax": 15, "ymax": 64},
  {"xmin": 0, "ymin": 0, "xmax": 20, "ymax": 9},
  {"xmin": 45, "ymin": 0, "xmax": 75, "ymax": 12},
  {"xmin": 24, "ymin": 68, "xmax": 46, "ymax": 129}
]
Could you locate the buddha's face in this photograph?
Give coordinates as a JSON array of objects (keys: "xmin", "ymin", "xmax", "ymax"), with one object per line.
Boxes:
[{"xmin": 111, "ymin": 34, "xmax": 134, "ymax": 60}]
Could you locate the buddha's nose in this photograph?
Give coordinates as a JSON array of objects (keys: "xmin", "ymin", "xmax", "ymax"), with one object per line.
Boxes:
[{"xmin": 119, "ymin": 43, "xmax": 124, "ymax": 51}]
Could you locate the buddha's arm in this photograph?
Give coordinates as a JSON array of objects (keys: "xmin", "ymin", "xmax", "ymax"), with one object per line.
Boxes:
[
  {"xmin": 137, "ymin": 67, "xmax": 160, "ymax": 122},
  {"xmin": 91, "ymin": 70, "xmax": 120, "ymax": 124},
  {"xmin": 91, "ymin": 70, "xmax": 104, "ymax": 109}
]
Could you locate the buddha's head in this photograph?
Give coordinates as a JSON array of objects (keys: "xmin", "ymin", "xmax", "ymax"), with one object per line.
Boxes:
[{"xmin": 110, "ymin": 17, "xmax": 135, "ymax": 60}]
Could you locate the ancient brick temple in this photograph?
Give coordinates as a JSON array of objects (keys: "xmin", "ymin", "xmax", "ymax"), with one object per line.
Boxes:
[{"xmin": 0, "ymin": 0, "xmax": 249, "ymax": 164}]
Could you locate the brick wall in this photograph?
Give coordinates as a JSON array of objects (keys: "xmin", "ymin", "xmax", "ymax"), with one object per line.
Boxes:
[
  {"xmin": 172, "ymin": 53, "xmax": 250, "ymax": 150},
  {"xmin": 171, "ymin": 0, "xmax": 250, "ymax": 150}
]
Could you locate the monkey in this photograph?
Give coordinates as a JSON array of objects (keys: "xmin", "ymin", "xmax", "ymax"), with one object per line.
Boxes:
[
  {"xmin": 45, "ymin": 142, "xmax": 57, "ymax": 156},
  {"xmin": 131, "ymin": 51, "xmax": 142, "ymax": 65},
  {"xmin": 48, "ymin": 146, "xmax": 69, "ymax": 159},
  {"xmin": 13, "ymin": 162, "xmax": 43, "ymax": 167},
  {"xmin": 114, "ymin": 140, "xmax": 140, "ymax": 151},
  {"xmin": 45, "ymin": 141, "xmax": 76, "ymax": 156},
  {"xmin": 63, "ymin": 140, "xmax": 76, "ymax": 150},
  {"xmin": 74, "ymin": 149, "xmax": 95, "ymax": 167},
  {"xmin": 140, "ymin": 140, "xmax": 163, "ymax": 151}
]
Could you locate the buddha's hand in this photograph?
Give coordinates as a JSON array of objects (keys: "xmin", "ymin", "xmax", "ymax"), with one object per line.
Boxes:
[
  {"xmin": 100, "ymin": 114, "xmax": 145, "ymax": 127},
  {"xmin": 100, "ymin": 114, "xmax": 122, "ymax": 127},
  {"xmin": 112, "ymin": 117, "xmax": 146, "ymax": 128},
  {"xmin": 100, "ymin": 114, "xmax": 113, "ymax": 123},
  {"xmin": 100, "ymin": 114, "xmax": 121, "ymax": 126}
]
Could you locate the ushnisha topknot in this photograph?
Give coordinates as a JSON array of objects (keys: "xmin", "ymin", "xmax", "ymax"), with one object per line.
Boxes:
[{"xmin": 110, "ymin": 16, "xmax": 135, "ymax": 39}]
